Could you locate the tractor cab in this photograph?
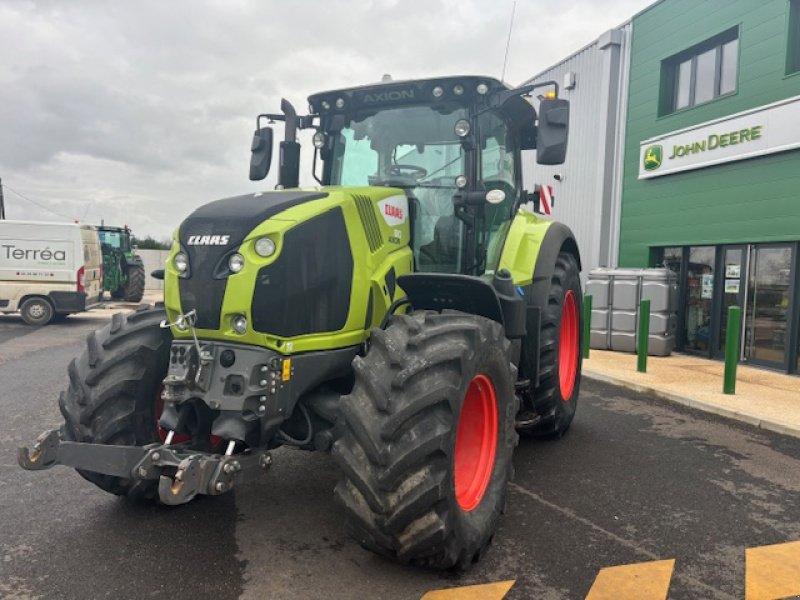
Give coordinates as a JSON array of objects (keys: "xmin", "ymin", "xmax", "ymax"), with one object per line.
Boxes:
[{"xmin": 250, "ymin": 76, "xmax": 568, "ymax": 277}]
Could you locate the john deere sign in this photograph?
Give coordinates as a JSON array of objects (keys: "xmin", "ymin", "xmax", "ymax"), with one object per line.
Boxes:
[{"xmin": 638, "ymin": 94, "xmax": 800, "ymax": 179}]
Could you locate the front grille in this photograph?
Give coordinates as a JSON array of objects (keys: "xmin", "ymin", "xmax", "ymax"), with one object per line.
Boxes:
[
  {"xmin": 352, "ymin": 194, "xmax": 382, "ymax": 253},
  {"xmin": 251, "ymin": 208, "xmax": 353, "ymax": 337},
  {"xmin": 178, "ymin": 244, "xmax": 229, "ymax": 330}
]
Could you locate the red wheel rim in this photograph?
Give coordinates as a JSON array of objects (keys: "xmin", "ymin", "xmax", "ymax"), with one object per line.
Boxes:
[
  {"xmin": 454, "ymin": 374, "xmax": 498, "ymax": 512},
  {"xmin": 559, "ymin": 290, "xmax": 579, "ymax": 400}
]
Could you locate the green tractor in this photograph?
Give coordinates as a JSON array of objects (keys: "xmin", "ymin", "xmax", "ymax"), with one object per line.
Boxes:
[
  {"xmin": 97, "ymin": 225, "xmax": 146, "ymax": 302},
  {"xmin": 20, "ymin": 76, "xmax": 582, "ymax": 569}
]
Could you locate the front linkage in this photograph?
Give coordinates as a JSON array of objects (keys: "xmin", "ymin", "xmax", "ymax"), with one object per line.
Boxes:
[{"xmin": 19, "ymin": 429, "xmax": 272, "ymax": 505}]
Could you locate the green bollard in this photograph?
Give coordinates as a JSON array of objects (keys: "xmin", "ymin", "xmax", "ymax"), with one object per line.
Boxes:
[
  {"xmin": 583, "ymin": 294, "xmax": 592, "ymax": 359},
  {"xmin": 637, "ymin": 299, "xmax": 650, "ymax": 373},
  {"xmin": 724, "ymin": 305, "xmax": 742, "ymax": 394}
]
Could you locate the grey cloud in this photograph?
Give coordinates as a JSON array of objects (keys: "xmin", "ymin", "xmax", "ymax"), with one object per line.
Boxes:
[{"xmin": 0, "ymin": 0, "xmax": 651, "ymax": 237}]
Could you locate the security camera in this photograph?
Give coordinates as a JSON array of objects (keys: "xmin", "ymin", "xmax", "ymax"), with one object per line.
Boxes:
[{"xmin": 553, "ymin": 173, "xmax": 564, "ymax": 182}]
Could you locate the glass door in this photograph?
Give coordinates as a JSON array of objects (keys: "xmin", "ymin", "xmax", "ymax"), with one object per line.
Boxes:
[
  {"xmin": 684, "ymin": 246, "xmax": 716, "ymax": 355},
  {"xmin": 744, "ymin": 244, "xmax": 793, "ymax": 368},
  {"xmin": 715, "ymin": 245, "xmax": 746, "ymax": 358}
]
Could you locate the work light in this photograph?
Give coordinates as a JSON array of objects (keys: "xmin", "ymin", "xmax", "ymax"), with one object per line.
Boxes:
[{"xmin": 454, "ymin": 119, "xmax": 471, "ymax": 137}]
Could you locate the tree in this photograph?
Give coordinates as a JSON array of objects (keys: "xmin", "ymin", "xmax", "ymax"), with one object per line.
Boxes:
[{"xmin": 132, "ymin": 235, "xmax": 170, "ymax": 250}]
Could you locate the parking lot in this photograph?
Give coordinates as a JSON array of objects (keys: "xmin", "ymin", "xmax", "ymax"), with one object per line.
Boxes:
[{"xmin": 1, "ymin": 306, "xmax": 799, "ymax": 599}]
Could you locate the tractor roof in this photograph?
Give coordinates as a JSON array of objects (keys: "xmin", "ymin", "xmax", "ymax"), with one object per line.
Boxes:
[{"xmin": 308, "ymin": 76, "xmax": 510, "ymax": 115}]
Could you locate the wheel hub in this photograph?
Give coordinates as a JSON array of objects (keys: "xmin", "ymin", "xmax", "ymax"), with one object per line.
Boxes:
[
  {"xmin": 559, "ymin": 290, "xmax": 579, "ymax": 399},
  {"xmin": 454, "ymin": 374, "xmax": 498, "ymax": 512}
]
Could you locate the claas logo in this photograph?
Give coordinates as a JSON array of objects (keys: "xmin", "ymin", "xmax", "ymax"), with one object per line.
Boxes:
[{"xmin": 643, "ymin": 145, "xmax": 663, "ymax": 171}]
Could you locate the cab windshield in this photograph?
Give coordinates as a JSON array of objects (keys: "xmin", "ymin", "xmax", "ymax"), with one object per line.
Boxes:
[
  {"xmin": 329, "ymin": 104, "xmax": 466, "ymax": 271},
  {"xmin": 328, "ymin": 104, "xmax": 516, "ymax": 274},
  {"xmin": 98, "ymin": 230, "xmax": 131, "ymax": 253}
]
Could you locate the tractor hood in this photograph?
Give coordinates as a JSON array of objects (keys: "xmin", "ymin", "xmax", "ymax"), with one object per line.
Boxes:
[{"xmin": 177, "ymin": 190, "xmax": 327, "ymax": 330}]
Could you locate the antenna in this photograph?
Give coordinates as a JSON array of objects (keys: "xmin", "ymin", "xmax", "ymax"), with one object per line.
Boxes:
[
  {"xmin": 501, "ymin": 1, "xmax": 517, "ymax": 82},
  {"xmin": 0, "ymin": 177, "xmax": 5, "ymax": 219}
]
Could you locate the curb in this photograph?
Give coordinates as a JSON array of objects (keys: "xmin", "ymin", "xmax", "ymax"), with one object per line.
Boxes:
[{"xmin": 583, "ymin": 369, "xmax": 800, "ymax": 440}]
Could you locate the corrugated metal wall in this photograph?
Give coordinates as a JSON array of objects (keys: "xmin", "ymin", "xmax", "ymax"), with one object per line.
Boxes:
[{"xmin": 520, "ymin": 24, "xmax": 632, "ymax": 275}]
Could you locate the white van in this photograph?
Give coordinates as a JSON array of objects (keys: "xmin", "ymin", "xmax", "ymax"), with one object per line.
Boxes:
[{"xmin": 0, "ymin": 220, "xmax": 103, "ymax": 325}]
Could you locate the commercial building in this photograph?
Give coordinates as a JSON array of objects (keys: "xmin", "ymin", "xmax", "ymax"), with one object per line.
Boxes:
[
  {"xmin": 525, "ymin": 0, "xmax": 800, "ymax": 374},
  {"xmin": 521, "ymin": 25, "xmax": 632, "ymax": 273}
]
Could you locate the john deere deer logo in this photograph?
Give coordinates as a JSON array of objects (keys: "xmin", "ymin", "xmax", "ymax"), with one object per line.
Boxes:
[{"xmin": 643, "ymin": 145, "xmax": 663, "ymax": 171}]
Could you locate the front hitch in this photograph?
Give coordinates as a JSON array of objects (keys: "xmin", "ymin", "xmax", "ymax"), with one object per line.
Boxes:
[{"xmin": 18, "ymin": 429, "xmax": 272, "ymax": 505}]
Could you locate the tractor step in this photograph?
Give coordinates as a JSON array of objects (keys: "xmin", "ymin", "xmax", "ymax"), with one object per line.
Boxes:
[
  {"xmin": 514, "ymin": 378, "xmax": 531, "ymax": 391},
  {"xmin": 514, "ymin": 409, "xmax": 542, "ymax": 429},
  {"xmin": 18, "ymin": 429, "xmax": 271, "ymax": 505}
]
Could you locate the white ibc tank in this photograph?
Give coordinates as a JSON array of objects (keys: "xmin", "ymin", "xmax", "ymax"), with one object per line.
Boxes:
[{"xmin": 587, "ymin": 267, "xmax": 678, "ymax": 356}]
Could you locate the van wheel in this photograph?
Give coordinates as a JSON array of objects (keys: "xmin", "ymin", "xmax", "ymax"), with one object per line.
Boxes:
[{"xmin": 20, "ymin": 297, "xmax": 55, "ymax": 326}]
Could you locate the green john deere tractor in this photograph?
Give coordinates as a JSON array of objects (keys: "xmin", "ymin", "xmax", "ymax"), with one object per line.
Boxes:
[
  {"xmin": 20, "ymin": 75, "xmax": 582, "ymax": 569},
  {"xmin": 97, "ymin": 225, "xmax": 146, "ymax": 302}
]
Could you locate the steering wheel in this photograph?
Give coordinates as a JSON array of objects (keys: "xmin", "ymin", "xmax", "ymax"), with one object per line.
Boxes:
[{"xmin": 388, "ymin": 164, "xmax": 428, "ymax": 181}]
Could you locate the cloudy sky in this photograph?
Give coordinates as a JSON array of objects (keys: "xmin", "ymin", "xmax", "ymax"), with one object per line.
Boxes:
[{"xmin": 0, "ymin": 0, "xmax": 651, "ymax": 240}]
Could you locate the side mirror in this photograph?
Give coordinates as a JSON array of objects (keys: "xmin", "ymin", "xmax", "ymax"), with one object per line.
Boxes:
[
  {"xmin": 249, "ymin": 127, "xmax": 274, "ymax": 181},
  {"xmin": 536, "ymin": 98, "xmax": 569, "ymax": 165}
]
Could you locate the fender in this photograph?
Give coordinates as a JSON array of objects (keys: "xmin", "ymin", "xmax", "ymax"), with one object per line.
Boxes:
[
  {"xmin": 498, "ymin": 211, "xmax": 581, "ymax": 309},
  {"xmin": 498, "ymin": 212, "xmax": 581, "ymax": 386}
]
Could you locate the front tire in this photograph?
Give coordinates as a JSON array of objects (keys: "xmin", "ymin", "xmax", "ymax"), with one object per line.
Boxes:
[
  {"xmin": 20, "ymin": 297, "xmax": 54, "ymax": 326},
  {"xmin": 332, "ymin": 311, "xmax": 517, "ymax": 569},
  {"xmin": 59, "ymin": 305, "xmax": 171, "ymax": 499},
  {"xmin": 519, "ymin": 251, "xmax": 582, "ymax": 438}
]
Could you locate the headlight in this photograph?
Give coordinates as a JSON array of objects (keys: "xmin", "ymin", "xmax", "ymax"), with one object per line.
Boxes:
[
  {"xmin": 454, "ymin": 119, "xmax": 471, "ymax": 137},
  {"xmin": 254, "ymin": 237, "xmax": 276, "ymax": 257},
  {"xmin": 321, "ymin": 100, "xmax": 331, "ymax": 110},
  {"xmin": 453, "ymin": 84, "xmax": 464, "ymax": 96},
  {"xmin": 231, "ymin": 314, "xmax": 247, "ymax": 334},
  {"xmin": 228, "ymin": 253, "xmax": 245, "ymax": 273},
  {"xmin": 455, "ymin": 175, "xmax": 467, "ymax": 189},
  {"xmin": 312, "ymin": 132, "xmax": 325, "ymax": 149},
  {"xmin": 432, "ymin": 85, "xmax": 444, "ymax": 98},
  {"xmin": 476, "ymin": 83, "xmax": 489, "ymax": 95},
  {"xmin": 174, "ymin": 252, "xmax": 188, "ymax": 273},
  {"xmin": 335, "ymin": 97, "xmax": 345, "ymax": 109}
]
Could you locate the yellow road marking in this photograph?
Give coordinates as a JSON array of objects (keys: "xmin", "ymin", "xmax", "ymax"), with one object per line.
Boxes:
[
  {"xmin": 420, "ymin": 580, "xmax": 515, "ymax": 600},
  {"xmin": 585, "ymin": 559, "xmax": 674, "ymax": 600},
  {"xmin": 746, "ymin": 540, "xmax": 800, "ymax": 600}
]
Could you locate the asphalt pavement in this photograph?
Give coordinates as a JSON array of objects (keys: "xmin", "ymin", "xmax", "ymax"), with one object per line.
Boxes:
[{"xmin": 2, "ymin": 308, "xmax": 800, "ymax": 599}]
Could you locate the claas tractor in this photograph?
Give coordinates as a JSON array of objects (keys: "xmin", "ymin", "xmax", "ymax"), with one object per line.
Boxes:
[
  {"xmin": 20, "ymin": 75, "xmax": 582, "ymax": 569},
  {"xmin": 97, "ymin": 225, "xmax": 146, "ymax": 302}
]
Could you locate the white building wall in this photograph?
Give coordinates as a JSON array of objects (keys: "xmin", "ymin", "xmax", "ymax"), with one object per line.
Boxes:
[
  {"xmin": 137, "ymin": 249, "xmax": 169, "ymax": 291},
  {"xmin": 520, "ymin": 24, "xmax": 632, "ymax": 273}
]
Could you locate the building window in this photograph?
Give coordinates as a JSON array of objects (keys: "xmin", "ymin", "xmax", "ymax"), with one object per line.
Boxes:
[
  {"xmin": 788, "ymin": 0, "xmax": 800, "ymax": 74},
  {"xmin": 661, "ymin": 28, "xmax": 739, "ymax": 115}
]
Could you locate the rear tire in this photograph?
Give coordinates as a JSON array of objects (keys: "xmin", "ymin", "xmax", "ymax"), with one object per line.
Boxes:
[
  {"xmin": 332, "ymin": 311, "xmax": 517, "ymax": 569},
  {"xmin": 122, "ymin": 265, "xmax": 145, "ymax": 302},
  {"xmin": 59, "ymin": 305, "xmax": 171, "ymax": 500},
  {"xmin": 20, "ymin": 297, "xmax": 54, "ymax": 326},
  {"xmin": 519, "ymin": 251, "xmax": 582, "ymax": 438}
]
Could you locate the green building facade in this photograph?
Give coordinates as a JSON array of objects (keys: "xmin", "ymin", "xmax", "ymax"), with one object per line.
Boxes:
[{"xmin": 619, "ymin": 0, "xmax": 800, "ymax": 372}]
